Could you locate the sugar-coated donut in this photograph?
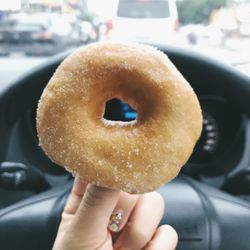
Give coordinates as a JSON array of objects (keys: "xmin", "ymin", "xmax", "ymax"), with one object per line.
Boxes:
[{"xmin": 36, "ymin": 42, "xmax": 202, "ymax": 194}]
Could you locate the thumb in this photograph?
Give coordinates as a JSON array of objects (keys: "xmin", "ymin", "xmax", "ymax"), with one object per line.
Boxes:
[{"xmin": 72, "ymin": 184, "xmax": 120, "ymax": 238}]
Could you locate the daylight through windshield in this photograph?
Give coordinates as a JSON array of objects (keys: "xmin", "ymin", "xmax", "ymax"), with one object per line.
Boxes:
[{"xmin": 0, "ymin": 0, "xmax": 249, "ymax": 91}]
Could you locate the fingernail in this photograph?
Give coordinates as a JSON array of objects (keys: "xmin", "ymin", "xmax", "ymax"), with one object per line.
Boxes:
[{"xmin": 108, "ymin": 209, "xmax": 124, "ymax": 232}]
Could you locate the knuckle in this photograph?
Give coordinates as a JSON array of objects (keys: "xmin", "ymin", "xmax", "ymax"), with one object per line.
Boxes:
[
  {"xmin": 145, "ymin": 191, "xmax": 165, "ymax": 212},
  {"xmin": 146, "ymin": 225, "xmax": 178, "ymax": 250},
  {"xmin": 162, "ymin": 224, "xmax": 178, "ymax": 243},
  {"xmin": 126, "ymin": 222, "xmax": 151, "ymax": 246},
  {"xmin": 152, "ymin": 192, "xmax": 165, "ymax": 208},
  {"xmin": 170, "ymin": 225, "xmax": 178, "ymax": 242},
  {"xmin": 83, "ymin": 185, "xmax": 105, "ymax": 208}
]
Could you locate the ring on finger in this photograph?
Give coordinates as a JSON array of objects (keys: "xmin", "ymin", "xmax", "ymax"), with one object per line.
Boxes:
[{"xmin": 108, "ymin": 209, "xmax": 124, "ymax": 232}]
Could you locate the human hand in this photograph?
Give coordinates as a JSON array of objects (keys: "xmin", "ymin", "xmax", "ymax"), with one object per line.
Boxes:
[{"xmin": 53, "ymin": 178, "xmax": 178, "ymax": 250}]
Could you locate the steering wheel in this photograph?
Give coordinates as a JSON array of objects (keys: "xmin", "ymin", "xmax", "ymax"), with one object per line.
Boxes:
[{"xmin": 0, "ymin": 45, "xmax": 250, "ymax": 250}]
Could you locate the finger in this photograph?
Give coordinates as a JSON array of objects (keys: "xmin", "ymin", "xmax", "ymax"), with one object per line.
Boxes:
[
  {"xmin": 64, "ymin": 178, "xmax": 88, "ymax": 215},
  {"xmin": 108, "ymin": 191, "xmax": 139, "ymax": 233},
  {"xmin": 144, "ymin": 225, "xmax": 178, "ymax": 250},
  {"xmin": 114, "ymin": 192, "xmax": 164, "ymax": 250},
  {"xmin": 72, "ymin": 184, "xmax": 120, "ymax": 238}
]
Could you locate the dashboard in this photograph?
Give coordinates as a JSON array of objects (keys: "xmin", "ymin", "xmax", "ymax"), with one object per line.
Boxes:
[{"xmin": 188, "ymin": 95, "xmax": 245, "ymax": 176}]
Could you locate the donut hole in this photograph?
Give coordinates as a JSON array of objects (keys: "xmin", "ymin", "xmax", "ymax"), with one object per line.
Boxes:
[{"xmin": 103, "ymin": 98, "xmax": 137, "ymax": 123}]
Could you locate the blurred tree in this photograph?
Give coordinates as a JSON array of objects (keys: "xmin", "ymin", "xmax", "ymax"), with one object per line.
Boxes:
[{"xmin": 177, "ymin": 0, "xmax": 227, "ymax": 24}]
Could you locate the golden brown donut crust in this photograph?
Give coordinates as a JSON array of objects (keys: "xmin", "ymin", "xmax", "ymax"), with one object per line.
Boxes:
[{"xmin": 37, "ymin": 42, "xmax": 202, "ymax": 194}]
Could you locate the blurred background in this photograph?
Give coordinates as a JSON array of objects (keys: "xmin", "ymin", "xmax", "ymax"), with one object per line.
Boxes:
[{"xmin": 0, "ymin": 0, "xmax": 249, "ymax": 90}]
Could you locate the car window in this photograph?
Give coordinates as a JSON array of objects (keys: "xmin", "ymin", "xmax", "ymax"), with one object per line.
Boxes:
[
  {"xmin": 14, "ymin": 23, "xmax": 45, "ymax": 31},
  {"xmin": 117, "ymin": 0, "xmax": 170, "ymax": 18}
]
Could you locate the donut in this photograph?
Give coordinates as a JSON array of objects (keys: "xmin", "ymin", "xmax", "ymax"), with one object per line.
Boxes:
[{"xmin": 36, "ymin": 42, "xmax": 202, "ymax": 194}]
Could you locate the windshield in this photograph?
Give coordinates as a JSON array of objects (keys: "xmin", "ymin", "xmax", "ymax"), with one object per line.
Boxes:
[
  {"xmin": 0, "ymin": 0, "xmax": 249, "ymax": 90},
  {"xmin": 117, "ymin": 0, "xmax": 170, "ymax": 18}
]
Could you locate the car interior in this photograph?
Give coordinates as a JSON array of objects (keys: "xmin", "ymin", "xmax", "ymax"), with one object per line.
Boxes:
[
  {"xmin": 0, "ymin": 44, "xmax": 250, "ymax": 250},
  {"xmin": 0, "ymin": 0, "xmax": 250, "ymax": 250}
]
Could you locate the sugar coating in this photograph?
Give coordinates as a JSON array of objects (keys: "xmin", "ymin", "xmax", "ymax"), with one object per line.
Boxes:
[
  {"xmin": 102, "ymin": 118, "xmax": 137, "ymax": 127},
  {"xmin": 36, "ymin": 41, "xmax": 202, "ymax": 194}
]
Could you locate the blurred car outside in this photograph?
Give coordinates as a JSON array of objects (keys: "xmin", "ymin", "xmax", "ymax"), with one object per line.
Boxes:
[
  {"xmin": 0, "ymin": 12, "xmax": 90, "ymax": 56},
  {"xmin": 110, "ymin": 0, "xmax": 179, "ymax": 44}
]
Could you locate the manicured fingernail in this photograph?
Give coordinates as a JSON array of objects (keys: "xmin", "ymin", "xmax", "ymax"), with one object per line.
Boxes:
[{"xmin": 108, "ymin": 209, "xmax": 124, "ymax": 232}]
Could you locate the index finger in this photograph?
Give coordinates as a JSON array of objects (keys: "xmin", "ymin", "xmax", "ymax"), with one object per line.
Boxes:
[{"xmin": 64, "ymin": 177, "xmax": 88, "ymax": 215}]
